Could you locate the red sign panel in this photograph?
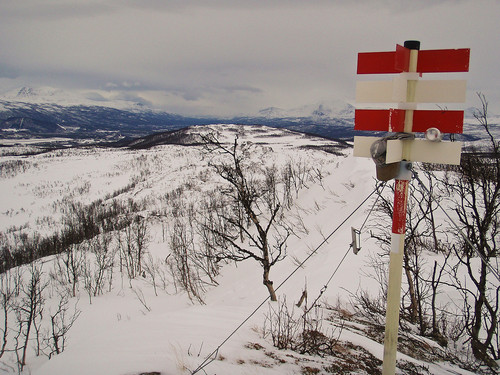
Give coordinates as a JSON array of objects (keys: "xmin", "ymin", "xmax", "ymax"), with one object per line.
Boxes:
[
  {"xmin": 357, "ymin": 46, "xmax": 470, "ymax": 74},
  {"xmin": 355, "ymin": 109, "xmax": 464, "ymax": 134},
  {"xmin": 413, "ymin": 110, "xmax": 464, "ymax": 133},
  {"xmin": 394, "ymin": 44, "xmax": 410, "ymax": 73},
  {"xmin": 355, "ymin": 109, "xmax": 406, "ymax": 132},
  {"xmin": 357, "ymin": 50, "xmax": 403, "ymax": 74},
  {"xmin": 417, "ymin": 48, "xmax": 470, "ymax": 73}
]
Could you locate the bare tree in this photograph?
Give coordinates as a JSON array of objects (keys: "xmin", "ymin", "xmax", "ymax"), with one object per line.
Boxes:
[
  {"xmin": 369, "ymin": 176, "xmax": 438, "ymax": 333},
  {"xmin": 443, "ymin": 93, "xmax": 499, "ymax": 367},
  {"xmin": 365, "ymin": 168, "xmax": 472, "ymax": 354},
  {"xmin": 44, "ymin": 291, "xmax": 81, "ymax": 359},
  {"xmin": 81, "ymin": 233, "xmax": 114, "ymax": 304},
  {"xmin": 131, "ymin": 216, "xmax": 149, "ymax": 276},
  {"xmin": 117, "ymin": 216, "xmax": 150, "ymax": 280},
  {"xmin": 429, "ymin": 251, "xmax": 451, "ymax": 346},
  {"xmin": 15, "ymin": 261, "xmax": 47, "ymax": 370},
  {"xmin": 200, "ymin": 134, "xmax": 291, "ymax": 301},
  {"xmin": 88, "ymin": 232, "xmax": 114, "ymax": 297},
  {"xmin": 50, "ymin": 243, "xmax": 85, "ymax": 298},
  {"xmin": 168, "ymin": 218, "xmax": 206, "ymax": 304},
  {"xmin": 0, "ymin": 270, "xmax": 17, "ymax": 359},
  {"xmin": 143, "ymin": 254, "xmax": 160, "ymax": 296}
]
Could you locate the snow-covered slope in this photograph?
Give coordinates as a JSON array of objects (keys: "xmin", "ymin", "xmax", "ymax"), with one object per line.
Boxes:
[{"xmin": 0, "ymin": 125, "xmax": 487, "ymax": 374}]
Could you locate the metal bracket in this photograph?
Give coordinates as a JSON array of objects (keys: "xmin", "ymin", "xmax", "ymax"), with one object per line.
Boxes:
[
  {"xmin": 351, "ymin": 227, "xmax": 361, "ymax": 255},
  {"xmin": 396, "ymin": 161, "xmax": 412, "ymax": 181}
]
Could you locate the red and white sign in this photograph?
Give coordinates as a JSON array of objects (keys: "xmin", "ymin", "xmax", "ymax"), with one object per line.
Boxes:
[{"xmin": 353, "ymin": 43, "xmax": 470, "ymax": 165}]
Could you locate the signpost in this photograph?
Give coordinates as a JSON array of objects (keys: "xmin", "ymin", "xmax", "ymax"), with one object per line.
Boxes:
[{"xmin": 353, "ymin": 41, "xmax": 470, "ymax": 375}]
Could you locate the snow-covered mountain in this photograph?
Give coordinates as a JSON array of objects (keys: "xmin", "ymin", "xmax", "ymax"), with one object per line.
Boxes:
[
  {"xmin": 3, "ymin": 86, "xmax": 149, "ymax": 110},
  {"xmin": 0, "ymin": 95, "xmax": 198, "ymax": 140},
  {"xmin": 258, "ymin": 101, "xmax": 355, "ymax": 120},
  {"xmin": 1, "ymin": 85, "xmax": 497, "ymax": 145},
  {"xmin": 0, "ymin": 86, "xmax": 357, "ymax": 141}
]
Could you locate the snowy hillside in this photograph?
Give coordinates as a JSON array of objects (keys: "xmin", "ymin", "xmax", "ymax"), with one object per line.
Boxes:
[{"xmin": 0, "ymin": 124, "xmax": 495, "ymax": 374}]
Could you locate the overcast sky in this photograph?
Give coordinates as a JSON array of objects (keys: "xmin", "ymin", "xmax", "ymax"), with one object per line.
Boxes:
[{"xmin": 1, "ymin": 0, "xmax": 499, "ymax": 116}]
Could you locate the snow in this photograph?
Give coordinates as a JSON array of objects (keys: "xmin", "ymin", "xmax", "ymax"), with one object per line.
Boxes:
[{"xmin": 0, "ymin": 124, "xmax": 493, "ymax": 374}]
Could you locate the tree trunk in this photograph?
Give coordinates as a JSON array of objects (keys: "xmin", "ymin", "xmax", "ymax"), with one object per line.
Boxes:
[
  {"xmin": 403, "ymin": 252, "xmax": 418, "ymax": 323},
  {"xmin": 470, "ymin": 262, "xmax": 498, "ymax": 368},
  {"xmin": 431, "ymin": 261, "xmax": 439, "ymax": 335},
  {"xmin": 263, "ymin": 266, "xmax": 277, "ymax": 301}
]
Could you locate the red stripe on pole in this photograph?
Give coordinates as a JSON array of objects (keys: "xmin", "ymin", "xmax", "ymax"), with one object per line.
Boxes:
[
  {"xmin": 417, "ymin": 48, "xmax": 470, "ymax": 73},
  {"xmin": 392, "ymin": 179, "xmax": 409, "ymax": 235},
  {"xmin": 355, "ymin": 109, "xmax": 406, "ymax": 132},
  {"xmin": 412, "ymin": 110, "xmax": 464, "ymax": 133}
]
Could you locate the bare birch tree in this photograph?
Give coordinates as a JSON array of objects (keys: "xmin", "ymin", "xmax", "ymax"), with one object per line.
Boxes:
[
  {"xmin": 443, "ymin": 93, "xmax": 499, "ymax": 368},
  {"xmin": 199, "ymin": 134, "xmax": 291, "ymax": 301}
]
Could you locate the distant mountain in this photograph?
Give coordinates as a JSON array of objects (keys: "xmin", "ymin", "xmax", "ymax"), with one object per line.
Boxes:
[
  {"xmin": 3, "ymin": 86, "xmax": 494, "ymax": 143},
  {"xmin": 232, "ymin": 102, "xmax": 357, "ymax": 139},
  {"xmin": 3, "ymin": 86, "xmax": 147, "ymax": 109},
  {"xmin": 0, "ymin": 87, "xmax": 357, "ymax": 141},
  {"xmin": 258, "ymin": 102, "xmax": 354, "ymax": 120},
  {"xmin": 16, "ymin": 87, "xmax": 38, "ymax": 98},
  {"xmin": 0, "ymin": 97, "xmax": 215, "ymax": 140}
]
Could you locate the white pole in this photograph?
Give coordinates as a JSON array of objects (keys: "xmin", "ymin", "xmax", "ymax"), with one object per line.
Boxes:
[{"xmin": 381, "ymin": 40, "xmax": 420, "ymax": 375}]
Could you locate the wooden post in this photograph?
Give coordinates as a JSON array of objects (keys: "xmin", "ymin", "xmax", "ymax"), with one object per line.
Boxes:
[{"xmin": 381, "ymin": 40, "xmax": 420, "ymax": 375}]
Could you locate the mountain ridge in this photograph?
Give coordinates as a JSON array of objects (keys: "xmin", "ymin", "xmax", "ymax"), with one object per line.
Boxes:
[
  {"xmin": 1, "ymin": 86, "xmax": 495, "ymax": 142},
  {"xmin": 0, "ymin": 93, "xmax": 357, "ymax": 141}
]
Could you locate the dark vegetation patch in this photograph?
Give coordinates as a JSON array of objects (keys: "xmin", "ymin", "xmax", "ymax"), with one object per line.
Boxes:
[
  {"xmin": 299, "ymin": 144, "xmax": 349, "ymax": 156},
  {"xmin": 247, "ymin": 339, "xmax": 382, "ymax": 374},
  {"xmin": 0, "ymin": 198, "xmax": 141, "ymax": 273},
  {"xmin": 124, "ymin": 128, "xmax": 204, "ymax": 149}
]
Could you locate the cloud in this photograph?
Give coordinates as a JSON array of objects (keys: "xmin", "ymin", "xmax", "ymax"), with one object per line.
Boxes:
[
  {"xmin": 0, "ymin": 63, "xmax": 20, "ymax": 79},
  {"xmin": 111, "ymin": 92, "xmax": 152, "ymax": 106},
  {"xmin": 85, "ymin": 91, "xmax": 108, "ymax": 102},
  {"xmin": 0, "ymin": 0, "xmax": 115, "ymax": 20},
  {"xmin": 0, "ymin": 0, "xmax": 499, "ymax": 116}
]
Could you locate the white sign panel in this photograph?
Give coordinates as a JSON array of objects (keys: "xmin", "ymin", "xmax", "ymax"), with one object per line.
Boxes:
[
  {"xmin": 353, "ymin": 136, "xmax": 462, "ymax": 165},
  {"xmin": 386, "ymin": 139, "xmax": 463, "ymax": 164},
  {"xmin": 356, "ymin": 80, "xmax": 467, "ymax": 104}
]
